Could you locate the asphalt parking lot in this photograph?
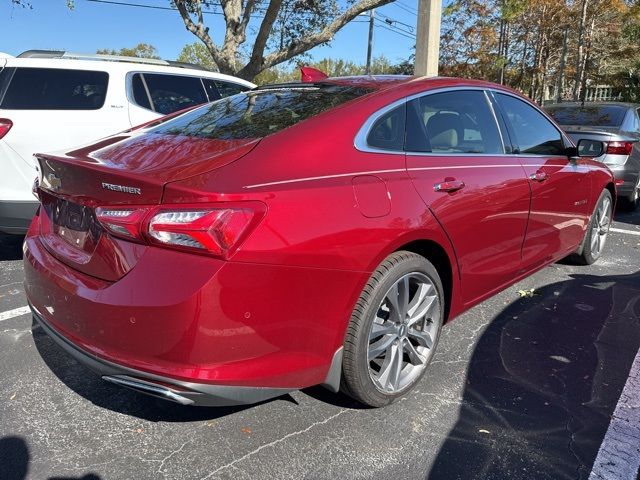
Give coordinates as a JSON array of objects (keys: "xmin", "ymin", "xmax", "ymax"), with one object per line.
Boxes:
[{"xmin": 1, "ymin": 211, "xmax": 639, "ymax": 480}]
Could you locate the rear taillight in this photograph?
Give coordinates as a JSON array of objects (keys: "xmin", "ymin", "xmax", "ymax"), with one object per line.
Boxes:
[
  {"xmin": 606, "ymin": 141, "xmax": 634, "ymax": 156},
  {"xmin": 95, "ymin": 207, "xmax": 150, "ymax": 242},
  {"xmin": 95, "ymin": 203, "xmax": 264, "ymax": 259},
  {"xmin": 0, "ymin": 119, "xmax": 12, "ymax": 139}
]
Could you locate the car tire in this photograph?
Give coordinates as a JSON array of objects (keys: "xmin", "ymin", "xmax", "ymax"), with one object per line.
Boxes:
[
  {"xmin": 571, "ymin": 189, "xmax": 613, "ymax": 265},
  {"xmin": 340, "ymin": 251, "xmax": 444, "ymax": 407}
]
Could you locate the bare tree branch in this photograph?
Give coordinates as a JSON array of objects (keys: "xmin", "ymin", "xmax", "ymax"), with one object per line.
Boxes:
[{"xmin": 261, "ymin": 0, "xmax": 395, "ymax": 71}]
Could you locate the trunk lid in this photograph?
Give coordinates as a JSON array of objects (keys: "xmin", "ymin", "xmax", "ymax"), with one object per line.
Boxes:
[{"xmin": 35, "ymin": 132, "xmax": 260, "ymax": 281}]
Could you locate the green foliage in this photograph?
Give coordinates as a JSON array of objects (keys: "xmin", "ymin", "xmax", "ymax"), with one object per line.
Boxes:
[
  {"xmin": 251, "ymin": 55, "xmax": 408, "ymax": 85},
  {"xmin": 96, "ymin": 43, "xmax": 160, "ymax": 59},
  {"xmin": 177, "ymin": 43, "xmax": 218, "ymax": 71}
]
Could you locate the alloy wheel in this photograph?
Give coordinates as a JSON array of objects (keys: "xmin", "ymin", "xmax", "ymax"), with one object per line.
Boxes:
[
  {"xmin": 590, "ymin": 195, "xmax": 612, "ymax": 257},
  {"xmin": 367, "ymin": 272, "xmax": 441, "ymax": 394}
]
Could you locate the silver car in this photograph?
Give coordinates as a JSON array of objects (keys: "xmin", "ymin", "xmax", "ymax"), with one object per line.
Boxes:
[{"xmin": 545, "ymin": 102, "xmax": 640, "ymax": 210}]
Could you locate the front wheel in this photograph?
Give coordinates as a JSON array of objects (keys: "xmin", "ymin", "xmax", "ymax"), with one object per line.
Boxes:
[
  {"xmin": 340, "ymin": 251, "xmax": 444, "ymax": 407},
  {"xmin": 573, "ymin": 189, "xmax": 613, "ymax": 265}
]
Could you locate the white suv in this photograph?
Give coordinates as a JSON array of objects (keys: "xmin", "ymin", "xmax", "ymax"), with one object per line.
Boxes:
[{"xmin": 0, "ymin": 50, "xmax": 255, "ymax": 234}]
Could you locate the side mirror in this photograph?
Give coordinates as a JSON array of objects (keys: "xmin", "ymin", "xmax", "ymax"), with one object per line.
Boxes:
[{"xmin": 575, "ymin": 139, "xmax": 605, "ymax": 158}]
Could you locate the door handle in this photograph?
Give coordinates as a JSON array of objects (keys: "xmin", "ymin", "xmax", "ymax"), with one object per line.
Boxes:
[
  {"xmin": 529, "ymin": 171, "xmax": 548, "ymax": 182},
  {"xmin": 434, "ymin": 179, "xmax": 465, "ymax": 193}
]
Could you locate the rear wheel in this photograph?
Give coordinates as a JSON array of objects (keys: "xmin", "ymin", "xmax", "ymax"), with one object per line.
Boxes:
[
  {"xmin": 341, "ymin": 251, "xmax": 444, "ymax": 407},
  {"xmin": 572, "ymin": 189, "xmax": 613, "ymax": 265}
]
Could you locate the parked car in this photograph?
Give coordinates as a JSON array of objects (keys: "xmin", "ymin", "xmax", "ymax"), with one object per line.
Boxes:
[
  {"xmin": 24, "ymin": 77, "xmax": 614, "ymax": 408},
  {"xmin": 545, "ymin": 102, "xmax": 640, "ymax": 209},
  {"xmin": 0, "ymin": 50, "xmax": 255, "ymax": 235}
]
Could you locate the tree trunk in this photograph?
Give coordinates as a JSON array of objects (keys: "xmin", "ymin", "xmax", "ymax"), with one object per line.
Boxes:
[{"xmin": 573, "ymin": 0, "xmax": 590, "ymax": 100}]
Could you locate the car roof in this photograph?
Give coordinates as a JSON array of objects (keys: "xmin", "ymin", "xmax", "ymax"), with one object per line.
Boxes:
[{"xmin": 3, "ymin": 51, "xmax": 255, "ymax": 88}]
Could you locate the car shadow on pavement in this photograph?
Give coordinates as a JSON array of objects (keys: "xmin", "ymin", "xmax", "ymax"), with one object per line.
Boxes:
[
  {"xmin": 31, "ymin": 320, "xmax": 299, "ymax": 422},
  {"xmin": 614, "ymin": 208, "xmax": 640, "ymax": 227},
  {"xmin": 427, "ymin": 270, "xmax": 640, "ymax": 480},
  {"xmin": 0, "ymin": 234, "xmax": 24, "ymax": 261},
  {"xmin": 0, "ymin": 436, "xmax": 100, "ymax": 480}
]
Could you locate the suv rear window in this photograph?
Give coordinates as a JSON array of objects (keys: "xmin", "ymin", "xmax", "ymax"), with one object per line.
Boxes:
[
  {"xmin": 546, "ymin": 105, "xmax": 627, "ymax": 127},
  {"xmin": 0, "ymin": 68, "xmax": 109, "ymax": 110},
  {"xmin": 149, "ymin": 85, "xmax": 371, "ymax": 139}
]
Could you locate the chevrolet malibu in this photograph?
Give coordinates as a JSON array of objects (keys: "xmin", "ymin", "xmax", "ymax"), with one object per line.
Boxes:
[{"xmin": 24, "ymin": 76, "xmax": 614, "ymax": 407}]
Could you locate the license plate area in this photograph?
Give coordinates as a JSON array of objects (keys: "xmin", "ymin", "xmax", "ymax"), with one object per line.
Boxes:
[{"xmin": 40, "ymin": 191, "xmax": 101, "ymax": 256}]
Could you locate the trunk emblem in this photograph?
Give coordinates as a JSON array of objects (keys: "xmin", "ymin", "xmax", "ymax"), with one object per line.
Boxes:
[{"xmin": 101, "ymin": 182, "xmax": 142, "ymax": 195}]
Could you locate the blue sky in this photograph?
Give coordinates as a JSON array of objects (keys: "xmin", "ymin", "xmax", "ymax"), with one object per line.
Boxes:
[{"xmin": 0, "ymin": 0, "xmax": 418, "ymax": 68}]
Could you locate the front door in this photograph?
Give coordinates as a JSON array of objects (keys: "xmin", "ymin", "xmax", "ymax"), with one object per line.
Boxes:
[
  {"xmin": 405, "ymin": 90, "xmax": 531, "ymax": 305},
  {"xmin": 492, "ymin": 92, "xmax": 591, "ymax": 268}
]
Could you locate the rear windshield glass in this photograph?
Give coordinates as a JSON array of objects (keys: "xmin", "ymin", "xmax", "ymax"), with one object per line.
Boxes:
[
  {"xmin": 148, "ymin": 85, "xmax": 371, "ymax": 139},
  {"xmin": 546, "ymin": 105, "xmax": 627, "ymax": 127},
  {"xmin": 0, "ymin": 68, "xmax": 109, "ymax": 110}
]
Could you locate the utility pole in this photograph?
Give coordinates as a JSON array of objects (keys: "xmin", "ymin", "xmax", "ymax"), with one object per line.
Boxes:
[
  {"xmin": 366, "ymin": 9, "xmax": 375, "ymax": 75},
  {"xmin": 555, "ymin": 27, "xmax": 568, "ymax": 103},
  {"xmin": 415, "ymin": 0, "xmax": 442, "ymax": 77}
]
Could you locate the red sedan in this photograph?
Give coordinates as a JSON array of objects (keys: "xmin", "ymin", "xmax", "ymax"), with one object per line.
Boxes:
[{"xmin": 24, "ymin": 76, "xmax": 614, "ymax": 407}]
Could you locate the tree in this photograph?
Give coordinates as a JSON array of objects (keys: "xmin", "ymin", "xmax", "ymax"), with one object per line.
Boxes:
[
  {"xmin": 96, "ymin": 43, "xmax": 160, "ymax": 59},
  {"xmin": 172, "ymin": 0, "xmax": 395, "ymax": 81},
  {"xmin": 177, "ymin": 42, "xmax": 218, "ymax": 70}
]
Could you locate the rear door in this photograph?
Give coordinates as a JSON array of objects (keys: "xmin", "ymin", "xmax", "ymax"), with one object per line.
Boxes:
[
  {"xmin": 406, "ymin": 89, "xmax": 531, "ymax": 305},
  {"xmin": 492, "ymin": 92, "xmax": 591, "ymax": 268}
]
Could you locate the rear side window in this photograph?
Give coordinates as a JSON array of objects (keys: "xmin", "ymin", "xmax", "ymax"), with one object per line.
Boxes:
[
  {"xmin": 406, "ymin": 90, "xmax": 503, "ymax": 154},
  {"xmin": 367, "ymin": 104, "xmax": 406, "ymax": 151},
  {"xmin": 0, "ymin": 68, "xmax": 108, "ymax": 110},
  {"xmin": 201, "ymin": 79, "xmax": 222, "ymax": 102},
  {"xmin": 496, "ymin": 93, "xmax": 564, "ymax": 155},
  {"xmin": 215, "ymin": 81, "xmax": 248, "ymax": 98},
  {"xmin": 141, "ymin": 73, "xmax": 208, "ymax": 115},
  {"xmin": 149, "ymin": 85, "xmax": 371, "ymax": 139},
  {"xmin": 546, "ymin": 105, "xmax": 627, "ymax": 127}
]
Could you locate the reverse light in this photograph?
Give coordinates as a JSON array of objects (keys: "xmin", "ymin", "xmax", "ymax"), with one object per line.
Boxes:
[
  {"xmin": 0, "ymin": 119, "xmax": 12, "ymax": 139},
  {"xmin": 606, "ymin": 141, "xmax": 634, "ymax": 156}
]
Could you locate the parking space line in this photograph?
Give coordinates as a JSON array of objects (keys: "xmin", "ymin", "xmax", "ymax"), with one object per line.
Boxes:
[
  {"xmin": 0, "ymin": 306, "xmax": 31, "ymax": 322},
  {"xmin": 610, "ymin": 227, "xmax": 640, "ymax": 236},
  {"xmin": 589, "ymin": 347, "xmax": 640, "ymax": 480}
]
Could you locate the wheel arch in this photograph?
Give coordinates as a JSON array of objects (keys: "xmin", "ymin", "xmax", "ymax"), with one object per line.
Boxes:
[{"xmin": 393, "ymin": 239, "xmax": 454, "ymax": 324}]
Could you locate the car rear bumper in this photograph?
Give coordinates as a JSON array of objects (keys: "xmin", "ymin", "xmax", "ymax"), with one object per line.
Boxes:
[
  {"xmin": 607, "ymin": 165, "xmax": 639, "ymax": 197},
  {"xmin": 23, "ymin": 213, "xmax": 361, "ymax": 403},
  {"xmin": 0, "ymin": 199, "xmax": 38, "ymax": 234},
  {"xmin": 31, "ymin": 304, "xmax": 292, "ymax": 406}
]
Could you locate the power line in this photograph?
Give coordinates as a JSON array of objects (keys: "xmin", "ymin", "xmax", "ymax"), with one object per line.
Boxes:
[
  {"xmin": 395, "ymin": 1, "xmax": 418, "ymax": 15},
  {"xmin": 377, "ymin": 11, "xmax": 415, "ymax": 32},
  {"xmin": 375, "ymin": 21, "xmax": 416, "ymax": 40},
  {"xmin": 374, "ymin": 17, "xmax": 416, "ymax": 38}
]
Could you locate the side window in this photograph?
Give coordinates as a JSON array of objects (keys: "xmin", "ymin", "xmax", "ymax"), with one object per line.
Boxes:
[
  {"xmin": 131, "ymin": 74, "xmax": 152, "ymax": 110},
  {"xmin": 406, "ymin": 90, "xmax": 503, "ymax": 154},
  {"xmin": 366, "ymin": 104, "xmax": 406, "ymax": 151},
  {"xmin": 201, "ymin": 78, "xmax": 222, "ymax": 102},
  {"xmin": 635, "ymin": 109, "xmax": 640, "ymax": 133},
  {"xmin": 215, "ymin": 81, "xmax": 247, "ymax": 98},
  {"xmin": 495, "ymin": 93, "xmax": 564, "ymax": 155},
  {"xmin": 142, "ymin": 74, "xmax": 208, "ymax": 115},
  {"xmin": 0, "ymin": 68, "xmax": 108, "ymax": 110}
]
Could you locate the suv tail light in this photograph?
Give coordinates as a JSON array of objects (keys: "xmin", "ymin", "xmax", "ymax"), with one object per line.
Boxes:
[
  {"xmin": 606, "ymin": 141, "xmax": 634, "ymax": 156},
  {"xmin": 95, "ymin": 203, "xmax": 265, "ymax": 259},
  {"xmin": 0, "ymin": 119, "xmax": 12, "ymax": 139}
]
